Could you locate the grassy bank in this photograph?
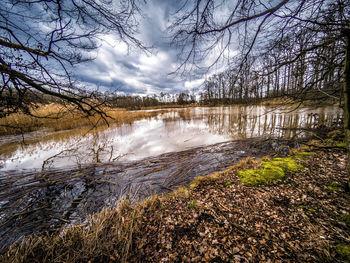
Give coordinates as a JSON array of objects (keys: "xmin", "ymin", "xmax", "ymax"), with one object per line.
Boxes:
[
  {"xmin": 2, "ymin": 136, "xmax": 349, "ymax": 262},
  {"xmin": 0, "ymin": 104, "xmax": 171, "ymax": 136}
]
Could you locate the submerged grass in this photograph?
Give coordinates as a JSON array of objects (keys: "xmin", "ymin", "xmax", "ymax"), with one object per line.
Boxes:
[{"xmin": 1, "ymin": 156, "xmax": 262, "ymax": 263}]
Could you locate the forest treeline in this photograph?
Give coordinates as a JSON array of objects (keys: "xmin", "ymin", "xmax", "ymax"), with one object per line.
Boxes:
[
  {"xmin": 198, "ymin": 14, "xmax": 344, "ymax": 106},
  {"xmin": 1, "ymin": 89, "xmax": 197, "ymax": 110}
]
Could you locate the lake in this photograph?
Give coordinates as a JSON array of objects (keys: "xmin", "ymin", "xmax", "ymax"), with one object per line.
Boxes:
[{"xmin": 0, "ymin": 105, "xmax": 342, "ymax": 172}]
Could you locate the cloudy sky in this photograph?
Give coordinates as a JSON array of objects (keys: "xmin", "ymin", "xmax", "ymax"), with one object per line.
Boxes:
[{"xmin": 74, "ymin": 0, "xmax": 219, "ymax": 96}]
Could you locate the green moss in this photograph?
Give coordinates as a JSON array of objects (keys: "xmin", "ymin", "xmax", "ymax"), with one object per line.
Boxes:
[
  {"xmin": 340, "ymin": 214, "xmax": 350, "ymax": 227},
  {"xmin": 188, "ymin": 200, "xmax": 198, "ymax": 209},
  {"xmin": 292, "ymin": 151, "xmax": 316, "ymax": 160},
  {"xmin": 261, "ymin": 164, "xmax": 285, "ymax": 180},
  {"xmin": 336, "ymin": 142, "xmax": 346, "ymax": 147},
  {"xmin": 223, "ymin": 181, "xmax": 233, "ymax": 187},
  {"xmin": 238, "ymin": 156, "xmax": 305, "ymax": 186},
  {"xmin": 264, "ymin": 157, "xmax": 303, "ymax": 173},
  {"xmin": 238, "ymin": 165, "xmax": 284, "ymax": 186},
  {"xmin": 336, "ymin": 244, "xmax": 350, "ymax": 260}
]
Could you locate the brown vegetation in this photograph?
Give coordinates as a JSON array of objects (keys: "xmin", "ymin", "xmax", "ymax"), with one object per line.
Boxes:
[
  {"xmin": 0, "ymin": 103, "xmax": 171, "ymax": 136},
  {"xmin": 2, "ymin": 142, "xmax": 349, "ymax": 262}
]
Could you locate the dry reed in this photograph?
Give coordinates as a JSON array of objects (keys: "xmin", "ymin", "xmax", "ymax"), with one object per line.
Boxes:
[{"xmin": 0, "ymin": 104, "xmax": 170, "ymax": 136}]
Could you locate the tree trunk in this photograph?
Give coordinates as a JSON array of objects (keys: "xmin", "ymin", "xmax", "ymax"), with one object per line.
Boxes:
[{"xmin": 343, "ymin": 28, "xmax": 350, "ymax": 186}]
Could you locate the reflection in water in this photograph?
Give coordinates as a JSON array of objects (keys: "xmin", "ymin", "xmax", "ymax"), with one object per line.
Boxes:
[{"xmin": 0, "ymin": 105, "xmax": 342, "ymax": 172}]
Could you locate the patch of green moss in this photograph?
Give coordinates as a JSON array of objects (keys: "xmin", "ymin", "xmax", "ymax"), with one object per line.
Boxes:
[
  {"xmin": 336, "ymin": 142, "xmax": 346, "ymax": 147},
  {"xmin": 336, "ymin": 244, "xmax": 350, "ymax": 260},
  {"xmin": 238, "ymin": 156, "xmax": 304, "ymax": 186},
  {"xmin": 340, "ymin": 214, "xmax": 350, "ymax": 227},
  {"xmin": 238, "ymin": 165, "xmax": 285, "ymax": 186},
  {"xmin": 188, "ymin": 200, "xmax": 198, "ymax": 209},
  {"xmin": 264, "ymin": 157, "xmax": 303, "ymax": 173},
  {"xmin": 223, "ymin": 181, "xmax": 233, "ymax": 187},
  {"xmin": 292, "ymin": 151, "xmax": 316, "ymax": 160}
]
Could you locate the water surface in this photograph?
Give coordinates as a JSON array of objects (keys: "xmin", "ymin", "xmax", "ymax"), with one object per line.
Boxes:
[{"xmin": 0, "ymin": 105, "xmax": 342, "ymax": 172}]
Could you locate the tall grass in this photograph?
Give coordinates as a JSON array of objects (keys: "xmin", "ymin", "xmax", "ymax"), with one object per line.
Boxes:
[{"xmin": 0, "ymin": 104, "xmax": 169, "ymax": 136}]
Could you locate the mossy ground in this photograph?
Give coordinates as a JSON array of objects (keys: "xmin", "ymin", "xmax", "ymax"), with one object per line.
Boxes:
[
  {"xmin": 336, "ymin": 244, "xmax": 350, "ymax": 261},
  {"xmin": 237, "ymin": 155, "xmax": 305, "ymax": 186}
]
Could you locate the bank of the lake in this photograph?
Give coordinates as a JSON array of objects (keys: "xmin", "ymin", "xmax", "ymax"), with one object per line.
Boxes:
[{"xmin": 2, "ymin": 135, "xmax": 349, "ymax": 263}]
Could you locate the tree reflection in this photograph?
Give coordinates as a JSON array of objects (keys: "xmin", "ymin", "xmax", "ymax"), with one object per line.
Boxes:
[{"xmin": 176, "ymin": 106, "xmax": 344, "ymax": 139}]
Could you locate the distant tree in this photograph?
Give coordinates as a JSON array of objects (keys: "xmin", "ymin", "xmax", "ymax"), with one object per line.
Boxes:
[
  {"xmin": 0, "ymin": 0, "xmax": 145, "ymax": 120},
  {"xmin": 177, "ymin": 92, "xmax": 188, "ymax": 105}
]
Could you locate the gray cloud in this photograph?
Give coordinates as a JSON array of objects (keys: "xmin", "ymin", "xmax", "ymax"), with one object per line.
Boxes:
[{"xmin": 73, "ymin": 0, "xmax": 207, "ymax": 96}]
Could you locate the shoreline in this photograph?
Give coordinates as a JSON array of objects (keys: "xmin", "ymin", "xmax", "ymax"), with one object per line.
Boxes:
[
  {"xmin": 0, "ymin": 137, "xmax": 301, "ymax": 250},
  {"xmin": 2, "ymin": 134, "xmax": 349, "ymax": 262}
]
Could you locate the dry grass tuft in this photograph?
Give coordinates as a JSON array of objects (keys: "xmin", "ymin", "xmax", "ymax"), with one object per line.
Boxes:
[
  {"xmin": 189, "ymin": 173, "xmax": 223, "ymax": 190},
  {"xmin": 3, "ymin": 200, "xmax": 141, "ymax": 263},
  {"xmin": 167, "ymin": 186, "xmax": 190, "ymax": 198}
]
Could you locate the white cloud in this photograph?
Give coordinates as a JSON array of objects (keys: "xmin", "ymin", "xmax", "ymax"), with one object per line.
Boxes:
[
  {"xmin": 184, "ymin": 78, "xmax": 205, "ymax": 90},
  {"xmin": 74, "ymin": 0, "xmax": 229, "ymax": 96}
]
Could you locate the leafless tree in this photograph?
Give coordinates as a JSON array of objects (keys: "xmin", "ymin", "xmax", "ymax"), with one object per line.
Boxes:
[
  {"xmin": 169, "ymin": 0, "xmax": 349, "ymax": 115},
  {"xmin": 0, "ymin": 0, "xmax": 145, "ymax": 120},
  {"xmin": 170, "ymin": 0, "xmax": 348, "ymax": 72}
]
